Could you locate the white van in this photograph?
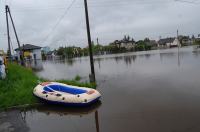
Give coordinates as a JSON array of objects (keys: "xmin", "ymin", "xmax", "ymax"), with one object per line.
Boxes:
[{"xmin": 0, "ymin": 57, "xmax": 6, "ymax": 79}]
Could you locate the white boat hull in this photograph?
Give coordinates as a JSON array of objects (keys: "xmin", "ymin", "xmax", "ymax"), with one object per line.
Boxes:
[{"xmin": 33, "ymin": 82, "xmax": 101, "ymax": 106}]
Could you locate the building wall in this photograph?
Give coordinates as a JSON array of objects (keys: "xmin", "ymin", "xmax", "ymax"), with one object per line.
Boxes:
[
  {"xmin": 121, "ymin": 42, "xmax": 135, "ymax": 50},
  {"xmin": 32, "ymin": 49, "xmax": 42, "ymax": 60},
  {"xmin": 0, "ymin": 50, "xmax": 5, "ymax": 56},
  {"xmin": 171, "ymin": 38, "xmax": 179, "ymax": 47},
  {"xmin": 166, "ymin": 42, "xmax": 172, "ymax": 47},
  {"xmin": 16, "ymin": 49, "xmax": 42, "ymax": 61},
  {"xmin": 16, "ymin": 51, "xmax": 21, "ymax": 61}
]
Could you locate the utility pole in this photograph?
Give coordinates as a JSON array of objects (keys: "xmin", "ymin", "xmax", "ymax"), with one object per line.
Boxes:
[
  {"xmin": 84, "ymin": 0, "xmax": 96, "ymax": 83},
  {"xmin": 97, "ymin": 38, "xmax": 99, "ymax": 45},
  {"xmin": 177, "ymin": 29, "xmax": 180, "ymax": 66},
  {"xmin": 5, "ymin": 5, "xmax": 24, "ymax": 65},
  {"xmin": 177, "ymin": 29, "xmax": 180, "ymax": 48},
  {"xmin": 177, "ymin": 29, "xmax": 178, "ymax": 39},
  {"xmin": 5, "ymin": 5, "xmax": 11, "ymax": 61},
  {"xmin": 95, "ymin": 111, "xmax": 100, "ymax": 132}
]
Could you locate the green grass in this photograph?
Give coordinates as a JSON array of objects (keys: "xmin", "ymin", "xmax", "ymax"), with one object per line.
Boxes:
[
  {"xmin": 0, "ymin": 63, "xmax": 96, "ymax": 109},
  {"xmin": 74, "ymin": 75, "xmax": 81, "ymax": 81}
]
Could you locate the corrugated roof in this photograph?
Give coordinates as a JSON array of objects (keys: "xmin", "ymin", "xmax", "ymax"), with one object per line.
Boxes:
[
  {"xmin": 158, "ymin": 38, "xmax": 175, "ymax": 45},
  {"xmin": 15, "ymin": 44, "xmax": 42, "ymax": 51}
]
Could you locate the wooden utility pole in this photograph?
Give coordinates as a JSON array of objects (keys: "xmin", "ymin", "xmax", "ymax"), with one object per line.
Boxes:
[
  {"xmin": 177, "ymin": 29, "xmax": 180, "ymax": 66},
  {"xmin": 177, "ymin": 29, "xmax": 180, "ymax": 48},
  {"xmin": 5, "ymin": 5, "xmax": 24, "ymax": 65},
  {"xmin": 95, "ymin": 111, "xmax": 100, "ymax": 132},
  {"xmin": 177, "ymin": 29, "xmax": 178, "ymax": 39},
  {"xmin": 5, "ymin": 5, "xmax": 11, "ymax": 61},
  {"xmin": 84, "ymin": 0, "xmax": 96, "ymax": 82},
  {"xmin": 97, "ymin": 38, "xmax": 99, "ymax": 45}
]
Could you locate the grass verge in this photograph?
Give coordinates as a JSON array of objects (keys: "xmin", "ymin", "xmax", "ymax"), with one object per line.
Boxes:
[{"xmin": 0, "ymin": 63, "xmax": 96, "ymax": 109}]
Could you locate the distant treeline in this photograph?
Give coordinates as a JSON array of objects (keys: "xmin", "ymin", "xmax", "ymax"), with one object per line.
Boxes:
[
  {"xmin": 49, "ymin": 38, "xmax": 155, "ymax": 59},
  {"xmin": 52, "ymin": 44, "xmax": 148, "ymax": 59},
  {"xmin": 42, "ymin": 35, "xmax": 200, "ymax": 59}
]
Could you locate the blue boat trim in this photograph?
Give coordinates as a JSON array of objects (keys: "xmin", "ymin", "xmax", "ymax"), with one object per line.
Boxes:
[
  {"xmin": 43, "ymin": 84, "xmax": 87, "ymax": 95},
  {"xmin": 33, "ymin": 94, "xmax": 101, "ymax": 107}
]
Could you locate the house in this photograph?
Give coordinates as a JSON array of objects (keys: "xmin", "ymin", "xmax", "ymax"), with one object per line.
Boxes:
[
  {"xmin": 15, "ymin": 44, "xmax": 42, "ymax": 61},
  {"xmin": 120, "ymin": 39, "xmax": 135, "ymax": 50},
  {"xmin": 170, "ymin": 38, "xmax": 180, "ymax": 47},
  {"xmin": 178, "ymin": 36, "xmax": 192, "ymax": 46},
  {"xmin": 181, "ymin": 37, "xmax": 192, "ymax": 46},
  {"xmin": 113, "ymin": 40, "xmax": 121, "ymax": 48},
  {"xmin": 46, "ymin": 51, "xmax": 62, "ymax": 60},
  {"xmin": 42, "ymin": 46, "xmax": 51, "ymax": 54},
  {"xmin": 112, "ymin": 36, "xmax": 136, "ymax": 51},
  {"xmin": 0, "ymin": 50, "xmax": 5, "ymax": 56},
  {"xmin": 158, "ymin": 38, "xmax": 176, "ymax": 48},
  {"xmin": 46, "ymin": 51, "xmax": 55, "ymax": 60},
  {"xmin": 195, "ymin": 36, "xmax": 200, "ymax": 42}
]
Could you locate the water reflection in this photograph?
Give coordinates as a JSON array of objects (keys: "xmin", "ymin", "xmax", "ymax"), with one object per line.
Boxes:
[
  {"xmin": 124, "ymin": 55, "xmax": 137, "ymax": 65},
  {"xmin": 1, "ymin": 102, "xmax": 101, "ymax": 132},
  {"xmin": 0, "ymin": 110, "xmax": 30, "ymax": 132},
  {"xmin": 36, "ymin": 47, "xmax": 198, "ymax": 80},
  {"xmin": 28, "ymin": 101, "xmax": 101, "ymax": 116},
  {"xmin": 24, "ymin": 102, "xmax": 101, "ymax": 132},
  {"xmin": 25, "ymin": 59, "xmax": 43, "ymax": 71},
  {"xmin": 4, "ymin": 46, "xmax": 200, "ymax": 132},
  {"xmin": 95, "ymin": 111, "xmax": 100, "ymax": 132},
  {"xmin": 65, "ymin": 59, "xmax": 75, "ymax": 66},
  {"xmin": 192, "ymin": 49, "xmax": 200, "ymax": 57},
  {"xmin": 159, "ymin": 52, "xmax": 176, "ymax": 60},
  {"xmin": 95, "ymin": 55, "xmax": 137, "ymax": 66}
]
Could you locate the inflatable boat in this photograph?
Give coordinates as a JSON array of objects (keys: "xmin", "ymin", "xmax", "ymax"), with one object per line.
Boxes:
[{"xmin": 33, "ymin": 82, "xmax": 101, "ymax": 106}]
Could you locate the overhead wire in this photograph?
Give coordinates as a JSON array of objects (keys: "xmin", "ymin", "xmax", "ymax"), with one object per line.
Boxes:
[
  {"xmin": 8, "ymin": 0, "xmax": 200, "ymax": 13},
  {"xmin": 9, "ymin": 0, "xmax": 175, "ymax": 12},
  {"xmin": 41, "ymin": 0, "xmax": 77, "ymax": 45},
  {"xmin": 174, "ymin": 0, "xmax": 200, "ymax": 4},
  {"xmin": 7, "ymin": 0, "xmax": 13, "ymax": 7},
  {"xmin": 3, "ymin": 0, "xmax": 200, "ymax": 49}
]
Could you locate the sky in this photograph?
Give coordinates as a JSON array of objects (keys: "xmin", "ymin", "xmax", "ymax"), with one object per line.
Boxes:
[{"xmin": 0, "ymin": 0, "xmax": 200, "ymax": 51}]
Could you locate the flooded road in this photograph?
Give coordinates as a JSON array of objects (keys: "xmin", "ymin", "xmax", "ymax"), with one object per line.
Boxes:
[{"xmin": 2, "ymin": 46, "xmax": 200, "ymax": 132}]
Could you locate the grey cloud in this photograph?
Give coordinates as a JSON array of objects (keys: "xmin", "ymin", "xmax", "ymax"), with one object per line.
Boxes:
[{"xmin": 0, "ymin": 0, "xmax": 200, "ymax": 51}]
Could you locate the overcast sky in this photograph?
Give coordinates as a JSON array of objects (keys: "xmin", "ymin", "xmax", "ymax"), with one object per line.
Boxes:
[{"xmin": 0, "ymin": 0, "xmax": 200, "ymax": 51}]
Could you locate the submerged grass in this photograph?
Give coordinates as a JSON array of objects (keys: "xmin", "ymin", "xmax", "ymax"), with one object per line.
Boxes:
[
  {"xmin": 0, "ymin": 63, "xmax": 96, "ymax": 109},
  {"xmin": 74, "ymin": 75, "xmax": 81, "ymax": 81}
]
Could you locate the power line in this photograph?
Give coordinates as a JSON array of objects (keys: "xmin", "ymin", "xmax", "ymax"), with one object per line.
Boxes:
[
  {"xmin": 174, "ymin": 0, "xmax": 200, "ymax": 4},
  {"xmin": 9, "ymin": 0, "xmax": 200, "ymax": 13},
  {"xmin": 41, "ymin": 0, "xmax": 77, "ymax": 45},
  {"xmin": 8, "ymin": 0, "xmax": 13, "ymax": 7},
  {"xmin": 6, "ymin": 0, "xmax": 200, "ymax": 13},
  {"xmin": 9, "ymin": 0, "xmax": 174, "ymax": 12}
]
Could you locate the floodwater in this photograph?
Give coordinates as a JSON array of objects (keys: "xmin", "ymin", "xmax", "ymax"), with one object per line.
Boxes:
[{"xmin": 2, "ymin": 46, "xmax": 200, "ymax": 132}]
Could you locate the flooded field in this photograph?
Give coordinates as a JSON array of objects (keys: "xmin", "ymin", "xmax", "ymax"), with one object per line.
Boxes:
[{"xmin": 2, "ymin": 46, "xmax": 200, "ymax": 132}]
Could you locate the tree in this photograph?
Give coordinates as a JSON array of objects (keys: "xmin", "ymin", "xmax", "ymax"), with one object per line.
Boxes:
[
  {"xmin": 144, "ymin": 38, "xmax": 150, "ymax": 42},
  {"xmin": 57, "ymin": 47, "xmax": 65, "ymax": 57},
  {"xmin": 127, "ymin": 35, "xmax": 130, "ymax": 41},
  {"xmin": 135, "ymin": 40, "xmax": 151, "ymax": 51},
  {"xmin": 192, "ymin": 35, "xmax": 195, "ymax": 40},
  {"xmin": 123, "ymin": 35, "xmax": 127, "ymax": 41}
]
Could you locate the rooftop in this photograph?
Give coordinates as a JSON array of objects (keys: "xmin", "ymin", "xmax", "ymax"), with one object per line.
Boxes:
[
  {"xmin": 15, "ymin": 44, "xmax": 42, "ymax": 51},
  {"xmin": 158, "ymin": 38, "xmax": 175, "ymax": 45}
]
